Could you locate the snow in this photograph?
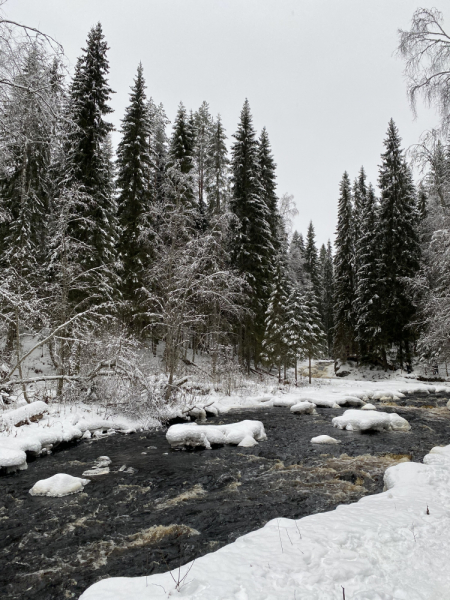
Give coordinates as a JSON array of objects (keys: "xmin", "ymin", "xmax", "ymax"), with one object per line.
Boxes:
[
  {"xmin": 332, "ymin": 409, "xmax": 411, "ymax": 432},
  {"xmin": 289, "ymin": 401, "xmax": 317, "ymax": 414},
  {"xmin": 29, "ymin": 473, "xmax": 90, "ymax": 497},
  {"xmin": 166, "ymin": 420, "xmax": 267, "ymax": 449},
  {"xmin": 0, "ymin": 400, "xmax": 48, "ymax": 426},
  {"xmin": 79, "ymin": 441, "xmax": 450, "ymax": 600},
  {"xmin": 360, "ymin": 403, "xmax": 377, "ymax": 410},
  {"xmin": 310, "ymin": 435, "xmax": 340, "ymax": 444}
]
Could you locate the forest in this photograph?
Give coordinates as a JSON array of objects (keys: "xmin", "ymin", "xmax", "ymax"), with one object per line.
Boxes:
[{"xmin": 0, "ymin": 7, "xmax": 450, "ymax": 413}]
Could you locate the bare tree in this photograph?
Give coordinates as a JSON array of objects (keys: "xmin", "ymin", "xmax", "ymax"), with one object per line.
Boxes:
[{"xmin": 398, "ymin": 8, "xmax": 450, "ymax": 134}]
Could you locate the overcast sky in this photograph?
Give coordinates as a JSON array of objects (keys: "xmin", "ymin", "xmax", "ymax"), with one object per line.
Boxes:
[{"xmin": 4, "ymin": 0, "xmax": 442, "ymax": 247}]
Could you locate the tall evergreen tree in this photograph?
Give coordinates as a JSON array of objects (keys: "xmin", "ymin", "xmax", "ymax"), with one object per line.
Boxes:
[
  {"xmin": 258, "ymin": 127, "xmax": 279, "ymax": 250},
  {"xmin": 193, "ymin": 101, "xmax": 212, "ymax": 214},
  {"xmin": 355, "ymin": 184, "xmax": 382, "ymax": 360},
  {"xmin": 320, "ymin": 240, "xmax": 334, "ymax": 357},
  {"xmin": 168, "ymin": 102, "xmax": 195, "ymax": 207},
  {"xmin": 116, "ymin": 63, "xmax": 153, "ymax": 304},
  {"xmin": 289, "ymin": 230, "xmax": 308, "ymax": 287},
  {"xmin": 304, "ymin": 221, "xmax": 320, "ymax": 297},
  {"xmin": 65, "ymin": 23, "xmax": 117, "ymax": 286},
  {"xmin": 352, "ymin": 167, "xmax": 367, "ymax": 281},
  {"xmin": 377, "ymin": 119, "xmax": 421, "ymax": 367},
  {"xmin": 333, "ymin": 171, "xmax": 356, "ymax": 360},
  {"xmin": 205, "ymin": 114, "xmax": 230, "ymax": 214},
  {"xmin": 230, "ymin": 99, "xmax": 274, "ymax": 366},
  {"xmin": 303, "ymin": 286, "xmax": 326, "ymax": 383},
  {"xmin": 148, "ymin": 99, "xmax": 169, "ymax": 205}
]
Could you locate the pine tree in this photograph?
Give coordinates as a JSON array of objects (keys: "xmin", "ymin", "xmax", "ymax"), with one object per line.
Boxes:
[
  {"xmin": 205, "ymin": 114, "xmax": 230, "ymax": 214},
  {"xmin": 230, "ymin": 99, "xmax": 274, "ymax": 366},
  {"xmin": 116, "ymin": 63, "xmax": 153, "ymax": 304},
  {"xmin": 355, "ymin": 184, "xmax": 382, "ymax": 360},
  {"xmin": 377, "ymin": 119, "xmax": 421, "ymax": 367},
  {"xmin": 65, "ymin": 23, "xmax": 118, "ymax": 288},
  {"xmin": 333, "ymin": 171, "xmax": 356, "ymax": 360},
  {"xmin": 320, "ymin": 240, "xmax": 334, "ymax": 357}
]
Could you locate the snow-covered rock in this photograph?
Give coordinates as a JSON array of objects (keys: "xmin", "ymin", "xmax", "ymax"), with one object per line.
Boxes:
[
  {"xmin": 238, "ymin": 435, "xmax": 259, "ymax": 447},
  {"xmin": 372, "ymin": 390, "xmax": 395, "ymax": 401},
  {"xmin": 332, "ymin": 409, "xmax": 411, "ymax": 432},
  {"xmin": 290, "ymin": 401, "xmax": 317, "ymax": 414},
  {"xmin": 310, "ymin": 435, "xmax": 340, "ymax": 444},
  {"xmin": 337, "ymin": 396, "xmax": 366, "ymax": 407},
  {"xmin": 29, "ymin": 473, "xmax": 90, "ymax": 497},
  {"xmin": 166, "ymin": 420, "xmax": 267, "ymax": 449},
  {"xmin": 187, "ymin": 407, "xmax": 206, "ymax": 421},
  {"xmin": 360, "ymin": 403, "xmax": 377, "ymax": 410},
  {"xmin": 273, "ymin": 398, "xmax": 298, "ymax": 408},
  {"xmin": 302, "ymin": 397, "xmax": 340, "ymax": 408}
]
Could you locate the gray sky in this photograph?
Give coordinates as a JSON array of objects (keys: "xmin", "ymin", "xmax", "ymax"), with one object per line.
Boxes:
[{"xmin": 5, "ymin": 0, "xmax": 441, "ymax": 247}]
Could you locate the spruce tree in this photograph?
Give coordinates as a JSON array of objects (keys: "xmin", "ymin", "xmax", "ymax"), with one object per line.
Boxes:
[
  {"xmin": 320, "ymin": 240, "xmax": 334, "ymax": 357},
  {"xmin": 116, "ymin": 63, "xmax": 153, "ymax": 304},
  {"xmin": 262, "ymin": 251, "xmax": 292, "ymax": 381},
  {"xmin": 193, "ymin": 101, "xmax": 213, "ymax": 213},
  {"xmin": 354, "ymin": 183, "xmax": 382, "ymax": 361},
  {"xmin": 148, "ymin": 99, "xmax": 169, "ymax": 205},
  {"xmin": 377, "ymin": 119, "xmax": 421, "ymax": 367},
  {"xmin": 205, "ymin": 114, "xmax": 230, "ymax": 214},
  {"xmin": 304, "ymin": 221, "xmax": 320, "ymax": 294},
  {"xmin": 303, "ymin": 286, "xmax": 326, "ymax": 383},
  {"xmin": 352, "ymin": 167, "xmax": 367, "ymax": 282},
  {"xmin": 258, "ymin": 127, "xmax": 280, "ymax": 250},
  {"xmin": 289, "ymin": 230, "xmax": 308, "ymax": 287},
  {"xmin": 230, "ymin": 99, "xmax": 274, "ymax": 366},
  {"xmin": 285, "ymin": 285, "xmax": 307, "ymax": 383},
  {"xmin": 168, "ymin": 102, "xmax": 195, "ymax": 207},
  {"xmin": 333, "ymin": 171, "xmax": 356, "ymax": 361},
  {"xmin": 65, "ymin": 23, "xmax": 117, "ymax": 288}
]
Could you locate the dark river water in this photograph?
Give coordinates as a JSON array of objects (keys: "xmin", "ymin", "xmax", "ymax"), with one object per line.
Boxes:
[{"xmin": 1, "ymin": 391, "xmax": 450, "ymax": 600}]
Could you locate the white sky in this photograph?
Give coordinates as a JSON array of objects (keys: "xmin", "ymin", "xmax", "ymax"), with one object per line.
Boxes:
[{"xmin": 4, "ymin": 0, "xmax": 441, "ymax": 247}]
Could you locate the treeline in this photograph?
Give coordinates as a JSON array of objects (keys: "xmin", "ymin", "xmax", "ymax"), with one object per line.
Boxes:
[{"xmin": 0, "ymin": 23, "xmax": 327, "ymax": 393}]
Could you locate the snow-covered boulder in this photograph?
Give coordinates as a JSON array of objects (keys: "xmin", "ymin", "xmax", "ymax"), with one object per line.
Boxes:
[
  {"xmin": 273, "ymin": 398, "xmax": 298, "ymax": 408},
  {"xmin": 310, "ymin": 435, "xmax": 340, "ymax": 444},
  {"xmin": 166, "ymin": 420, "xmax": 267, "ymax": 449},
  {"xmin": 238, "ymin": 435, "xmax": 259, "ymax": 447},
  {"xmin": 187, "ymin": 407, "xmax": 207, "ymax": 421},
  {"xmin": 372, "ymin": 390, "xmax": 394, "ymax": 401},
  {"xmin": 332, "ymin": 409, "xmax": 411, "ymax": 433},
  {"xmin": 1, "ymin": 401, "xmax": 48, "ymax": 427},
  {"xmin": 0, "ymin": 445, "xmax": 27, "ymax": 472},
  {"xmin": 29, "ymin": 473, "xmax": 90, "ymax": 497},
  {"xmin": 290, "ymin": 401, "xmax": 317, "ymax": 415},
  {"xmin": 360, "ymin": 403, "xmax": 377, "ymax": 410},
  {"xmin": 300, "ymin": 397, "xmax": 340, "ymax": 408},
  {"xmin": 337, "ymin": 396, "xmax": 366, "ymax": 407}
]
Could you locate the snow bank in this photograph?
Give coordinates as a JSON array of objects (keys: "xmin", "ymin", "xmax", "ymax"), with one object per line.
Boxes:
[
  {"xmin": 336, "ymin": 395, "xmax": 366, "ymax": 407},
  {"xmin": 0, "ymin": 400, "xmax": 48, "ymax": 427},
  {"xmin": 289, "ymin": 401, "xmax": 317, "ymax": 414},
  {"xmin": 166, "ymin": 420, "xmax": 267, "ymax": 449},
  {"xmin": 79, "ymin": 441, "xmax": 450, "ymax": 600},
  {"xmin": 29, "ymin": 473, "xmax": 90, "ymax": 497},
  {"xmin": 310, "ymin": 435, "xmax": 340, "ymax": 444},
  {"xmin": 332, "ymin": 409, "xmax": 411, "ymax": 432}
]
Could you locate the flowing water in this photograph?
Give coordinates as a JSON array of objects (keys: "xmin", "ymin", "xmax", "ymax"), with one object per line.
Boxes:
[{"xmin": 1, "ymin": 391, "xmax": 450, "ymax": 599}]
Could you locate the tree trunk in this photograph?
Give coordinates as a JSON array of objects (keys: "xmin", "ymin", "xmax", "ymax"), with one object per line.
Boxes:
[{"xmin": 308, "ymin": 355, "xmax": 312, "ymax": 385}]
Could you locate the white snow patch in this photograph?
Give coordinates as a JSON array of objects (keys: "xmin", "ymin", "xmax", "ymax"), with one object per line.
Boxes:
[
  {"xmin": 332, "ymin": 409, "xmax": 411, "ymax": 432},
  {"xmin": 290, "ymin": 401, "xmax": 317, "ymax": 414},
  {"xmin": 29, "ymin": 473, "xmax": 90, "ymax": 497},
  {"xmin": 310, "ymin": 435, "xmax": 340, "ymax": 444},
  {"xmin": 166, "ymin": 420, "xmax": 266, "ymax": 449}
]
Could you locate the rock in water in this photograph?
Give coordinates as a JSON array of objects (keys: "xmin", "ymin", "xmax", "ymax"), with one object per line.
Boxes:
[{"xmin": 29, "ymin": 474, "xmax": 90, "ymax": 497}]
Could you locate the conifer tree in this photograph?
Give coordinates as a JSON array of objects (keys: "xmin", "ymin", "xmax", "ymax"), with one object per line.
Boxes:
[
  {"xmin": 355, "ymin": 184, "xmax": 382, "ymax": 361},
  {"xmin": 148, "ymin": 99, "xmax": 169, "ymax": 205},
  {"xmin": 303, "ymin": 286, "xmax": 326, "ymax": 383},
  {"xmin": 334, "ymin": 171, "xmax": 356, "ymax": 360},
  {"xmin": 304, "ymin": 221, "xmax": 320, "ymax": 296},
  {"xmin": 262, "ymin": 251, "xmax": 292, "ymax": 381},
  {"xmin": 320, "ymin": 240, "xmax": 334, "ymax": 357},
  {"xmin": 285, "ymin": 284, "xmax": 307, "ymax": 382},
  {"xmin": 193, "ymin": 101, "xmax": 213, "ymax": 213},
  {"xmin": 352, "ymin": 167, "xmax": 367, "ymax": 281},
  {"xmin": 289, "ymin": 230, "xmax": 308, "ymax": 287},
  {"xmin": 377, "ymin": 119, "xmax": 421, "ymax": 367},
  {"xmin": 205, "ymin": 114, "xmax": 230, "ymax": 214},
  {"xmin": 230, "ymin": 99, "xmax": 274, "ymax": 366},
  {"xmin": 116, "ymin": 63, "xmax": 153, "ymax": 304},
  {"xmin": 168, "ymin": 102, "xmax": 195, "ymax": 206},
  {"xmin": 65, "ymin": 23, "xmax": 118, "ymax": 289},
  {"xmin": 258, "ymin": 127, "xmax": 279, "ymax": 250}
]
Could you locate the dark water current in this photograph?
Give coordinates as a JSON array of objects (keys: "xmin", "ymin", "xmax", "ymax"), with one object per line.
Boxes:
[{"xmin": 1, "ymin": 391, "xmax": 450, "ymax": 599}]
